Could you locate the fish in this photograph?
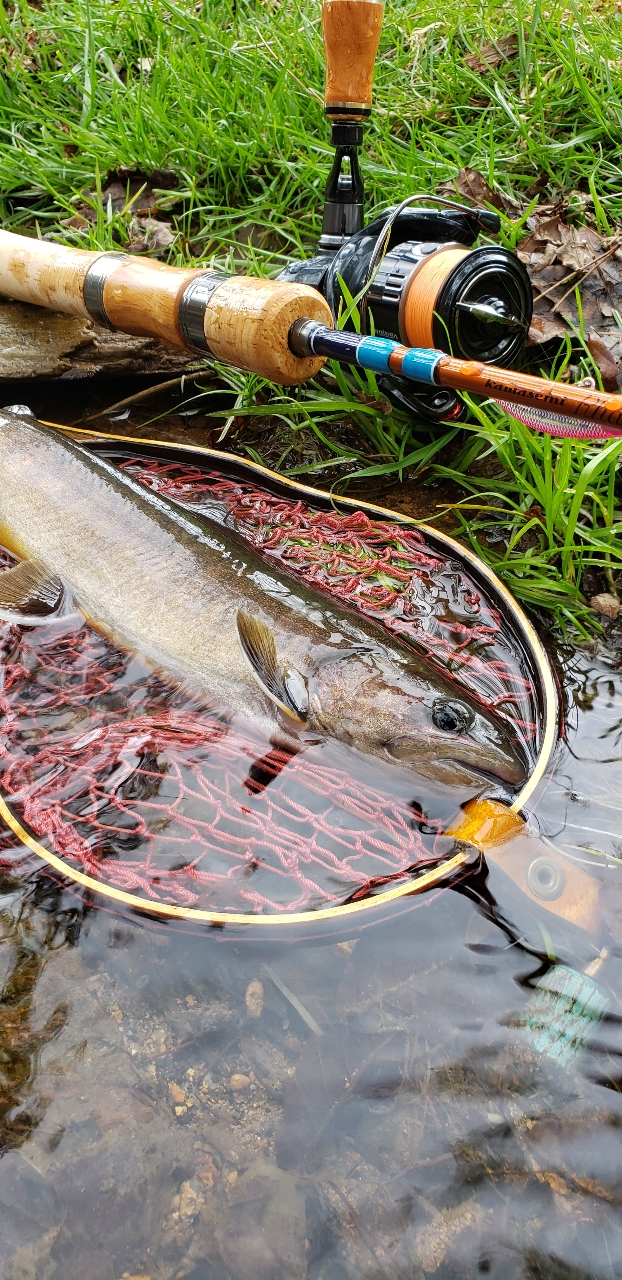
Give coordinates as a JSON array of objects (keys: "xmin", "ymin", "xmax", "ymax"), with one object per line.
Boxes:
[{"xmin": 0, "ymin": 411, "xmax": 526, "ymax": 792}]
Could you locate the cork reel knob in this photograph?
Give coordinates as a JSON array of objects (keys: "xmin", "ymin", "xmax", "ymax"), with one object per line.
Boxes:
[{"xmin": 322, "ymin": 0, "xmax": 385, "ymax": 121}]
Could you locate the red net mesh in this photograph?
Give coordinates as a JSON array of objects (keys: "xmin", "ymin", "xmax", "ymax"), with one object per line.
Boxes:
[
  {"xmin": 0, "ymin": 456, "xmax": 538, "ymax": 917},
  {"xmin": 121, "ymin": 460, "xmax": 536, "ymax": 734}
]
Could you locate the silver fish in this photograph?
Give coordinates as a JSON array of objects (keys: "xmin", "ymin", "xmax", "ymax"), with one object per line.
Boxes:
[{"xmin": 0, "ymin": 413, "xmax": 526, "ymax": 791}]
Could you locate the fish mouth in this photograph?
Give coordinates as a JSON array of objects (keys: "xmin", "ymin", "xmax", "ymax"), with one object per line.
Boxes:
[{"xmin": 442, "ymin": 752, "xmax": 527, "ymax": 790}]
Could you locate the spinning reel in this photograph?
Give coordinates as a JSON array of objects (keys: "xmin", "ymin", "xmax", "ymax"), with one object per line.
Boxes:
[{"xmin": 280, "ymin": 0, "xmax": 533, "ymax": 423}]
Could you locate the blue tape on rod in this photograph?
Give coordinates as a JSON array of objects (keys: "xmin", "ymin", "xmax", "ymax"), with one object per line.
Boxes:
[
  {"xmin": 401, "ymin": 348, "xmax": 442, "ymax": 386},
  {"xmin": 356, "ymin": 337, "xmax": 395, "ymax": 374}
]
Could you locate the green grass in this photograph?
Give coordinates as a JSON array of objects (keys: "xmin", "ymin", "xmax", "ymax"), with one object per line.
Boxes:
[{"xmin": 0, "ymin": 0, "xmax": 621, "ymax": 630}]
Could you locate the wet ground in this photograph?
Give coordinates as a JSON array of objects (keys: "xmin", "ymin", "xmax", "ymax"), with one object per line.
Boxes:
[{"xmin": 1, "ymin": 379, "xmax": 622, "ymax": 1280}]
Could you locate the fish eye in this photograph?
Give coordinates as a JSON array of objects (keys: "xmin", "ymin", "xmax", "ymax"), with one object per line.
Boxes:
[{"xmin": 432, "ymin": 700, "xmax": 471, "ymax": 734}]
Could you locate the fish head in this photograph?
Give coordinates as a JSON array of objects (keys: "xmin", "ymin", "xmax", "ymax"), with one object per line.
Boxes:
[{"xmin": 307, "ymin": 648, "xmax": 528, "ymax": 792}]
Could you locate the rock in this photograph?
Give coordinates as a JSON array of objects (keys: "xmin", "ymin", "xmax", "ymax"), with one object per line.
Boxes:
[
  {"xmin": 0, "ymin": 1155, "xmax": 60, "ymax": 1250},
  {"xmin": 197, "ymin": 1153, "xmax": 218, "ymax": 1189},
  {"xmin": 229, "ymin": 1073, "xmax": 251, "ymax": 1092},
  {"xmin": 216, "ymin": 1161, "xmax": 306, "ymax": 1280},
  {"xmin": 178, "ymin": 1181, "xmax": 202, "ymax": 1221},
  {"xmin": 204, "ymin": 1122, "xmax": 248, "ymax": 1168},
  {"xmin": 413, "ymin": 1201, "xmax": 488, "ymax": 1273},
  {"xmin": 245, "ymin": 979, "xmax": 264, "ymax": 1019},
  {"xmin": 168, "ymin": 1081, "xmax": 186, "ymax": 1105},
  {"xmin": 590, "ymin": 593, "xmax": 620, "ymax": 619},
  {"xmin": 2, "ymin": 1225, "xmax": 59, "ymax": 1280}
]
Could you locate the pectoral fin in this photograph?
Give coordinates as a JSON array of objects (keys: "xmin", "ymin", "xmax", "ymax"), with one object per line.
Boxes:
[
  {"xmin": 0, "ymin": 560, "xmax": 65, "ymax": 622},
  {"xmin": 236, "ymin": 609, "xmax": 308, "ymax": 723}
]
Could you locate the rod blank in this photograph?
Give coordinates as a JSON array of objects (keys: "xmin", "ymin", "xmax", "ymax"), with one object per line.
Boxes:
[{"xmin": 289, "ymin": 320, "xmax": 622, "ymax": 437}]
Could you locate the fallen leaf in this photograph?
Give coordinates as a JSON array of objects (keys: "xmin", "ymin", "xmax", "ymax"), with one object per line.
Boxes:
[
  {"xmin": 527, "ymin": 314, "xmax": 568, "ymax": 345},
  {"xmin": 464, "ymin": 31, "xmax": 521, "ymax": 72},
  {"xmin": 60, "ymin": 213, "xmax": 90, "ymax": 231},
  {"xmin": 353, "ymin": 389, "xmax": 393, "ymax": 415},
  {"xmin": 168, "ymin": 1081, "xmax": 186, "ymax": 1105},
  {"xmin": 437, "ymin": 167, "xmax": 504, "ymax": 211},
  {"xmin": 518, "ymin": 213, "xmax": 622, "ymax": 362},
  {"xmin": 587, "ymin": 331, "xmax": 620, "ymax": 391},
  {"xmin": 77, "ymin": 169, "xmax": 181, "ymax": 223},
  {"xmin": 127, "ymin": 217, "xmax": 176, "ymax": 254},
  {"xmin": 590, "ymin": 593, "xmax": 620, "ymax": 619}
]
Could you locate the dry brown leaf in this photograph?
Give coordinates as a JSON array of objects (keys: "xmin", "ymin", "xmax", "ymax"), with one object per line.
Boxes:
[
  {"xmin": 518, "ymin": 212, "xmax": 622, "ymax": 365},
  {"xmin": 587, "ymin": 331, "xmax": 620, "ymax": 391},
  {"xmin": 590, "ymin": 593, "xmax": 620, "ymax": 619},
  {"xmin": 437, "ymin": 167, "xmax": 504, "ymax": 211},
  {"xmin": 527, "ymin": 314, "xmax": 568, "ymax": 345},
  {"xmin": 127, "ymin": 217, "xmax": 176, "ymax": 254},
  {"xmin": 60, "ymin": 213, "xmax": 90, "ymax": 231},
  {"xmin": 78, "ymin": 169, "xmax": 181, "ymax": 222},
  {"xmin": 464, "ymin": 31, "xmax": 521, "ymax": 72}
]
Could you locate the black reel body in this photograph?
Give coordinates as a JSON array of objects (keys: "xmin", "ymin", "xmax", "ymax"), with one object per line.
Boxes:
[{"xmin": 280, "ymin": 205, "xmax": 532, "ymax": 425}]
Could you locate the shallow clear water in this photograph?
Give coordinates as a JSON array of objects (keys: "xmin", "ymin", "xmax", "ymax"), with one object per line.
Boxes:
[
  {"xmin": 1, "ymin": 460, "xmax": 622, "ymax": 1278},
  {"xmin": 1, "ymin": 648, "xmax": 621, "ymax": 1280}
]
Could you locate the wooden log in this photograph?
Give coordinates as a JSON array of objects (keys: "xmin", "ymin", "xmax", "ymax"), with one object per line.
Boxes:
[
  {"xmin": 322, "ymin": 0, "xmax": 384, "ymax": 120},
  {"xmin": 0, "ymin": 301, "xmax": 194, "ymax": 382}
]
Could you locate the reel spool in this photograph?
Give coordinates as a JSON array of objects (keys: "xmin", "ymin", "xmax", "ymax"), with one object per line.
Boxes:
[{"xmin": 321, "ymin": 200, "xmax": 533, "ymax": 367}]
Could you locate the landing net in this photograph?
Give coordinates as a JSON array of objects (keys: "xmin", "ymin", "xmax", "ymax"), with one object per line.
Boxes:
[
  {"xmin": 121, "ymin": 459, "xmax": 536, "ymax": 736},
  {"xmin": 0, "ymin": 459, "xmax": 538, "ymax": 917}
]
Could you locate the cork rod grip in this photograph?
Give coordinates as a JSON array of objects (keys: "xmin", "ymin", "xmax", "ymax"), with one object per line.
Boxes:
[
  {"xmin": 101, "ymin": 257, "xmax": 205, "ymax": 346},
  {"xmin": 0, "ymin": 228, "xmax": 98, "ymax": 317},
  {"xmin": 203, "ymin": 278, "xmax": 333, "ymax": 385},
  {"xmin": 0, "ymin": 227, "xmax": 334, "ymax": 384},
  {"xmin": 322, "ymin": 0, "xmax": 384, "ymax": 120}
]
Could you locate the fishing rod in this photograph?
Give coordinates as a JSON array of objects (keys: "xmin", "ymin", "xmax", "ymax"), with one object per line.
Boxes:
[
  {"xmin": 0, "ymin": 225, "xmax": 619, "ymax": 439},
  {"xmin": 279, "ymin": 0, "xmax": 532, "ymax": 424},
  {"xmin": 289, "ymin": 319, "xmax": 622, "ymax": 439},
  {"xmin": 0, "ymin": 0, "xmax": 617, "ymax": 438}
]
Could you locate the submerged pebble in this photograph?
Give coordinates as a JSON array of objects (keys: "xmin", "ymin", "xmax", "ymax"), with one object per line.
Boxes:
[
  {"xmin": 229, "ymin": 1073, "xmax": 251, "ymax": 1092},
  {"xmin": 245, "ymin": 978, "xmax": 264, "ymax": 1019}
]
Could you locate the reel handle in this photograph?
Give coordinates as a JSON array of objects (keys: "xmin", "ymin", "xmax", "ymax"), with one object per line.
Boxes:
[
  {"xmin": 0, "ymin": 229, "xmax": 332, "ymax": 385},
  {"xmin": 322, "ymin": 0, "xmax": 384, "ymax": 121}
]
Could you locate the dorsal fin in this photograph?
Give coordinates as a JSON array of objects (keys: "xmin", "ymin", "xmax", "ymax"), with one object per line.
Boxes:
[
  {"xmin": 0, "ymin": 560, "xmax": 64, "ymax": 622},
  {"xmin": 236, "ymin": 610, "xmax": 308, "ymax": 723}
]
